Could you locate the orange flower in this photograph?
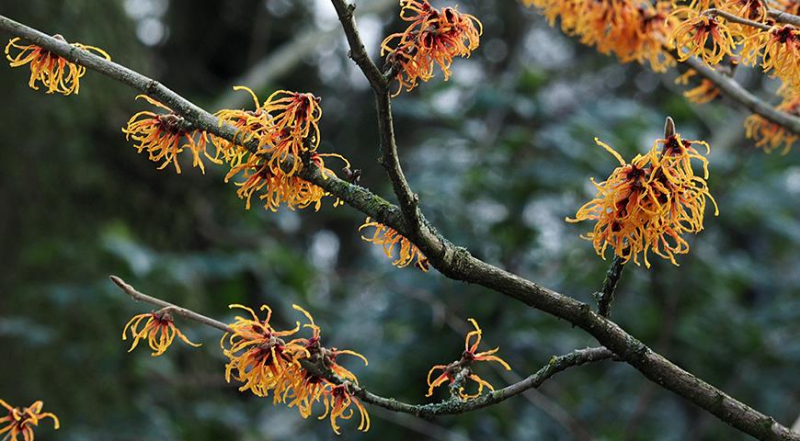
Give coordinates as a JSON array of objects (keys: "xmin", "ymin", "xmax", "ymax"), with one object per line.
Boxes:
[
  {"xmin": 744, "ymin": 88, "xmax": 800, "ymax": 153},
  {"xmin": 426, "ymin": 318, "xmax": 511, "ymax": 400},
  {"xmin": 359, "ymin": 217, "xmax": 429, "ymax": 271},
  {"xmin": 221, "ymin": 303, "xmax": 370, "ymax": 433},
  {"xmin": 288, "ymin": 374, "xmax": 330, "ymax": 418},
  {"xmin": 567, "ymin": 133, "xmax": 718, "ymax": 267},
  {"xmin": 319, "ymin": 383, "xmax": 370, "ymax": 435},
  {"xmin": 212, "ymin": 86, "xmax": 271, "ymax": 167},
  {"xmin": 214, "ymin": 87, "xmax": 348, "ymax": 212},
  {"xmin": 224, "ymin": 152, "xmax": 341, "ymax": 212},
  {"xmin": 288, "ymin": 305, "xmax": 369, "ymax": 433},
  {"xmin": 262, "ymin": 91, "xmax": 321, "ymax": 149},
  {"xmin": 774, "ymin": 0, "xmax": 800, "ymax": 15},
  {"xmin": 292, "ymin": 305, "xmax": 368, "ymax": 384},
  {"xmin": 214, "ymin": 88, "xmax": 323, "ymax": 176},
  {"xmin": 521, "ymin": 0, "xmax": 676, "ymax": 72},
  {"xmin": 5, "ymin": 36, "xmax": 110, "ymax": 95},
  {"xmin": 381, "ymin": 0, "xmax": 482, "ymax": 95},
  {"xmin": 753, "ymin": 25, "xmax": 800, "ymax": 88},
  {"xmin": 672, "ymin": 9, "xmax": 736, "ymax": 65},
  {"xmin": 0, "ymin": 400, "xmax": 59, "ymax": 441},
  {"xmin": 675, "ymin": 69, "xmax": 721, "ymax": 104},
  {"xmin": 123, "ymin": 310, "xmax": 201, "ymax": 357},
  {"xmin": 221, "ymin": 304, "xmax": 309, "ymax": 400},
  {"xmin": 718, "ymin": 0, "xmax": 769, "ymax": 37},
  {"xmin": 123, "ymin": 95, "xmax": 218, "ymax": 173}
]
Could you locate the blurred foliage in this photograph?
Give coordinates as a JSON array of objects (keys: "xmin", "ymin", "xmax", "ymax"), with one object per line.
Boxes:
[{"xmin": 1, "ymin": 0, "xmax": 798, "ymax": 440}]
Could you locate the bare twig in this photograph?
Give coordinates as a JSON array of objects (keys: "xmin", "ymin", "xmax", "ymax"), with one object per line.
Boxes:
[
  {"xmin": 1, "ymin": 14, "xmax": 797, "ymax": 439},
  {"xmin": 214, "ymin": 0, "xmax": 397, "ymax": 110},
  {"xmin": 330, "ymin": 0, "xmax": 388, "ymax": 91},
  {"xmin": 329, "ymin": 0, "xmax": 427, "ymax": 237},
  {"xmin": 769, "ymin": 9, "xmax": 800, "ymax": 27},
  {"xmin": 109, "ymin": 275, "xmax": 612, "ymax": 418},
  {"xmin": 596, "ymin": 254, "xmax": 625, "ymax": 318},
  {"xmin": 109, "ymin": 276, "xmax": 232, "ymax": 333}
]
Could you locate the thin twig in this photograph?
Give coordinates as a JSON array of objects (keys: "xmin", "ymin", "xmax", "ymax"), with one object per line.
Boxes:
[
  {"xmin": 214, "ymin": 0, "xmax": 397, "ymax": 110},
  {"xmin": 596, "ymin": 254, "xmax": 625, "ymax": 318},
  {"xmin": 109, "ymin": 275, "xmax": 612, "ymax": 418},
  {"xmin": 109, "ymin": 276, "xmax": 232, "ymax": 334},
  {"xmin": 705, "ymin": 8, "xmax": 772, "ymax": 31},
  {"xmin": 330, "ymin": 0, "xmax": 388, "ymax": 91},
  {"xmin": 0, "ymin": 14, "xmax": 797, "ymax": 439},
  {"xmin": 769, "ymin": 9, "xmax": 800, "ymax": 27},
  {"xmin": 329, "ymin": 0, "xmax": 427, "ymax": 238}
]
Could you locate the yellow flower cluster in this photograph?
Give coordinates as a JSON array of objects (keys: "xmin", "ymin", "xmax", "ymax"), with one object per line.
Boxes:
[
  {"xmin": 521, "ymin": 0, "xmax": 800, "ymax": 154},
  {"xmin": 521, "ymin": 0, "xmax": 676, "ymax": 71},
  {"xmin": 221, "ymin": 304, "xmax": 370, "ymax": 434},
  {"xmin": 122, "ymin": 86, "xmax": 348, "ymax": 211},
  {"xmin": 567, "ymin": 131, "xmax": 718, "ymax": 267},
  {"xmin": 745, "ymin": 86, "xmax": 800, "ymax": 153},
  {"xmin": 215, "ymin": 87, "xmax": 347, "ymax": 212},
  {"xmin": 5, "ymin": 36, "xmax": 110, "ymax": 95},
  {"xmin": 359, "ymin": 217, "xmax": 430, "ymax": 271},
  {"xmin": 672, "ymin": 8, "xmax": 736, "ymax": 65},
  {"xmin": 668, "ymin": 1, "xmax": 800, "ymax": 153},
  {"xmin": 381, "ymin": 0, "xmax": 482, "ymax": 95},
  {"xmin": 426, "ymin": 319, "xmax": 511, "ymax": 400}
]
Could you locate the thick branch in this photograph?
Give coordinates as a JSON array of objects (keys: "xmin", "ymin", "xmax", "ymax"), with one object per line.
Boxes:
[
  {"xmin": 1, "ymin": 15, "xmax": 797, "ymax": 440},
  {"xmin": 109, "ymin": 276, "xmax": 611, "ymax": 418}
]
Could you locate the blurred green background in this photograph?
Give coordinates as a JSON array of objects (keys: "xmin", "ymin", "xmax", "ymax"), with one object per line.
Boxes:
[{"xmin": 1, "ymin": 1, "xmax": 799, "ymax": 440}]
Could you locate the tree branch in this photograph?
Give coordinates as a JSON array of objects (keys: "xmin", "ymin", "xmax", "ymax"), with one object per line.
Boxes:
[
  {"xmin": 214, "ymin": 0, "xmax": 397, "ymax": 110},
  {"xmin": 705, "ymin": 9, "xmax": 772, "ymax": 31},
  {"xmin": 679, "ymin": 55, "xmax": 800, "ymax": 136},
  {"xmin": 329, "ymin": 0, "xmax": 388, "ymax": 91},
  {"xmin": 109, "ymin": 276, "xmax": 232, "ymax": 333},
  {"xmin": 769, "ymin": 9, "xmax": 800, "ymax": 27},
  {"xmin": 1, "ymin": 15, "xmax": 797, "ymax": 439},
  {"xmin": 109, "ymin": 275, "xmax": 612, "ymax": 418},
  {"xmin": 329, "ymin": 0, "xmax": 427, "ymax": 238},
  {"xmin": 596, "ymin": 255, "xmax": 625, "ymax": 318},
  {"xmin": 664, "ymin": 10, "xmax": 800, "ymax": 136}
]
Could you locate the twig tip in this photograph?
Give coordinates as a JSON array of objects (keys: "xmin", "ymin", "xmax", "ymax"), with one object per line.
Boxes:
[
  {"xmin": 109, "ymin": 275, "xmax": 126, "ymax": 289},
  {"xmin": 664, "ymin": 116, "xmax": 676, "ymax": 138}
]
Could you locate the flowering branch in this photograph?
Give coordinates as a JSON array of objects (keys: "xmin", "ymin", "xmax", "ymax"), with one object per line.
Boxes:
[
  {"xmin": 704, "ymin": 9, "xmax": 772, "ymax": 31},
  {"xmin": 109, "ymin": 275, "xmax": 612, "ymax": 418},
  {"xmin": 680, "ymin": 54, "xmax": 800, "ymax": 135},
  {"xmin": 668, "ymin": 8, "xmax": 800, "ymax": 136},
  {"xmin": 593, "ymin": 117, "xmax": 676, "ymax": 317},
  {"xmin": 1, "ymin": 14, "xmax": 797, "ymax": 440}
]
